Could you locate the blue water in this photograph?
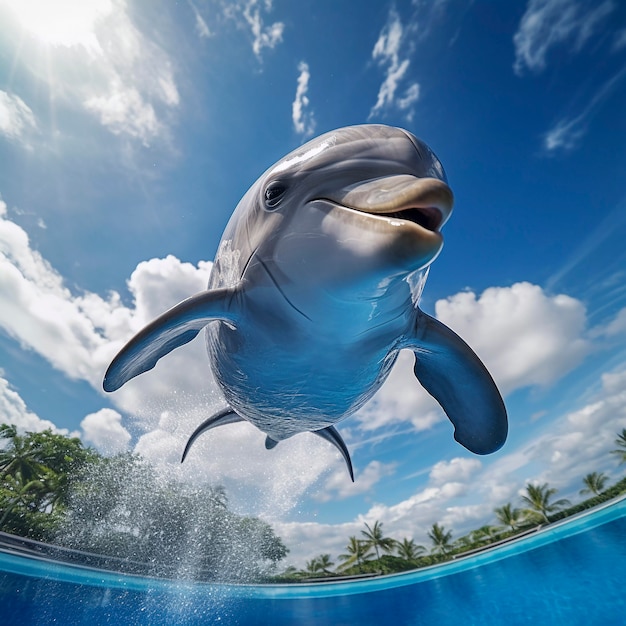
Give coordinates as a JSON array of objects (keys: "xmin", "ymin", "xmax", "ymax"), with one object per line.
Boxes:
[{"xmin": 1, "ymin": 497, "xmax": 625, "ymax": 625}]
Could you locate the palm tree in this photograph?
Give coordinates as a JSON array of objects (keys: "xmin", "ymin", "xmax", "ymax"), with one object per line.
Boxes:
[
  {"xmin": 396, "ymin": 538, "xmax": 425, "ymax": 561},
  {"xmin": 0, "ymin": 473, "xmax": 47, "ymax": 526},
  {"xmin": 0, "ymin": 425, "xmax": 47, "ymax": 481},
  {"xmin": 610, "ymin": 429, "xmax": 626, "ymax": 465},
  {"xmin": 469, "ymin": 525, "xmax": 500, "ymax": 544},
  {"xmin": 315, "ymin": 554, "xmax": 335, "ymax": 575},
  {"xmin": 303, "ymin": 554, "xmax": 334, "ymax": 576},
  {"xmin": 454, "ymin": 535, "xmax": 473, "ymax": 551},
  {"xmin": 360, "ymin": 521, "xmax": 396, "ymax": 561},
  {"xmin": 303, "ymin": 558, "xmax": 321, "ymax": 575},
  {"xmin": 521, "ymin": 483, "xmax": 570, "ymax": 523},
  {"xmin": 580, "ymin": 472, "xmax": 608, "ymax": 496},
  {"xmin": 428, "ymin": 523, "xmax": 453, "ymax": 556},
  {"xmin": 494, "ymin": 503, "xmax": 523, "ymax": 532},
  {"xmin": 338, "ymin": 536, "xmax": 374, "ymax": 571}
]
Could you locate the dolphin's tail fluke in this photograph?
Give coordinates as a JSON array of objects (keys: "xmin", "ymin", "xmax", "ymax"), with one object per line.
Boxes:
[
  {"xmin": 265, "ymin": 436, "xmax": 279, "ymax": 449},
  {"xmin": 181, "ymin": 407, "xmax": 244, "ymax": 463},
  {"xmin": 266, "ymin": 427, "xmax": 354, "ymax": 481},
  {"xmin": 312, "ymin": 426, "xmax": 354, "ymax": 482},
  {"xmin": 182, "ymin": 410, "xmax": 355, "ymax": 482}
]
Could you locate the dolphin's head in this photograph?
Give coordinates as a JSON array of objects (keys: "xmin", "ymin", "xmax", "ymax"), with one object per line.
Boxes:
[{"xmin": 213, "ymin": 125, "xmax": 453, "ymax": 294}]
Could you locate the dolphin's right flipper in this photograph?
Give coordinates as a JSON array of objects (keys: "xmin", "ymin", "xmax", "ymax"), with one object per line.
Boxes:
[
  {"xmin": 181, "ymin": 407, "xmax": 244, "ymax": 463},
  {"xmin": 408, "ymin": 308, "xmax": 507, "ymax": 455},
  {"xmin": 103, "ymin": 287, "xmax": 240, "ymax": 392},
  {"xmin": 313, "ymin": 426, "xmax": 355, "ymax": 482}
]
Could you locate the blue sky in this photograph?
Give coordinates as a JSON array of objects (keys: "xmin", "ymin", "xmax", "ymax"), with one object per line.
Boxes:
[{"xmin": 1, "ymin": 0, "xmax": 625, "ymax": 567}]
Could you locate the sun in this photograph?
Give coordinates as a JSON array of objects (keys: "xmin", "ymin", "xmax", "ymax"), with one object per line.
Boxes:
[{"xmin": 4, "ymin": 0, "xmax": 113, "ymax": 49}]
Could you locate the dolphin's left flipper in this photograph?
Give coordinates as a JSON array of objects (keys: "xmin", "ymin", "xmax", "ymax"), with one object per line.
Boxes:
[
  {"xmin": 104, "ymin": 287, "xmax": 240, "ymax": 392},
  {"xmin": 408, "ymin": 308, "xmax": 507, "ymax": 454},
  {"xmin": 313, "ymin": 426, "xmax": 355, "ymax": 482},
  {"xmin": 181, "ymin": 407, "xmax": 244, "ymax": 463}
]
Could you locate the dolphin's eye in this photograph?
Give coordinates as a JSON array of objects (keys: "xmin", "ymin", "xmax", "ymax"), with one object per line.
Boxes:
[{"xmin": 264, "ymin": 181, "xmax": 287, "ymax": 210}]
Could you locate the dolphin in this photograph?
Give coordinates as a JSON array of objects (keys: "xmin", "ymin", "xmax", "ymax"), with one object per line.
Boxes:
[{"xmin": 103, "ymin": 124, "xmax": 507, "ymax": 481}]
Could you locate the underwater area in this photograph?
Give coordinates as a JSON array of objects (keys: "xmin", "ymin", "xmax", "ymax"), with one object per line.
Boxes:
[{"xmin": 1, "ymin": 496, "xmax": 625, "ymax": 625}]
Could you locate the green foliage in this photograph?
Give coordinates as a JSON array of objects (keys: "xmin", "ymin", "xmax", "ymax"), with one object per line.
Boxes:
[
  {"xmin": 276, "ymin": 430, "xmax": 626, "ymax": 581},
  {"xmin": 580, "ymin": 472, "xmax": 609, "ymax": 496},
  {"xmin": 4, "ymin": 423, "xmax": 626, "ymax": 584},
  {"xmin": 302, "ymin": 553, "xmax": 335, "ymax": 576},
  {"xmin": 494, "ymin": 503, "xmax": 523, "ymax": 531},
  {"xmin": 549, "ymin": 476, "xmax": 626, "ymax": 522},
  {"xmin": 521, "ymin": 483, "xmax": 570, "ymax": 523},
  {"xmin": 0, "ymin": 424, "xmax": 97, "ymax": 539},
  {"xmin": 0, "ymin": 424, "xmax": 288, "ymax": 582},
  {"xmin": 610, "ymin": 429, "xmax": 626, "ymax": 465},
  {"xmin": 395, "ymin": 538, "xmax": 425, "ymax": 561},
  {"xmin": 360, "ymin": 521, "xmax": 396, "ymax": 560},
  {"xmin": 57, "ymin": 452, "xmax": 287, "ymax": 581},
  {"xmin": 428, "ymin": 522, "xmax": 453, "ymax": 556},
  {"xmin": 337, "ymin": 536, "xmax": 374, "ymax": 572}
]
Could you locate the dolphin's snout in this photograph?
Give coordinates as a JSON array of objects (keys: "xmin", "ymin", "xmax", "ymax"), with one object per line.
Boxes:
[{"xmin": 329, "ymin": 175, "xmax": 454, "ymax": 230}]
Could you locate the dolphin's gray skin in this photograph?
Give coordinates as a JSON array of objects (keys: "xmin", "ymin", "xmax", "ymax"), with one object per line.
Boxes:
[{"xmin": 104, "ymin": 124, "xmax": 507, "ymax": 481}]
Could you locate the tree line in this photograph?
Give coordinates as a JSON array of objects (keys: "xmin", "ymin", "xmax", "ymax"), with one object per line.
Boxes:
[
  {"xmin": 276, "ymin": 429, "xmax": 626, "ymax": 581},
  {"xmin": 2, "ymin": 422, "xmax": 625, "ymax": 583},
  {"xmin": 0, "ymin": 423, "xmax": 287, "ymax": 582}
]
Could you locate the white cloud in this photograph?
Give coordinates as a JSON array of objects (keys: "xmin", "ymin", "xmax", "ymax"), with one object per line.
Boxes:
[
  {"xmin": 543, "ymin": 67, "xmax": 626, "ymax": 153},
  {"xmin": 488, "ymin": 368, "xmax": 626, "ymax": 501},
  {"xmin": 369, "ymin": 8, "xmax": 420, "ymax": 121},
  {"xmin": 350, "ymin": 474, "xmax": 478, "ymax": 550},
  {"xmin": 0, "ymin": 200, "xmax": 111, "ymax": 384},
  {"xmin": 273, "ymin": 518, "xmax": 363, "ymax": 569},
  {"xmin": 435, "ymin": 282, "xmax": 590, "ymax": 393},
  {"xmin": 85, "ymin": 85, "xmax": 161, "ymax": 144},
  {"xmin": 282, "ymin": 363, "xmax": 626, "ymax": 567},
  {"xmin": 0, "ymin": 375, "xmax": 68, "ymax": 434},
  {"xmin": 241, "ymin": 0, "xmax": 284, "ymax": 60},
  {"xmin": 603, "ymin": 306, "xmax": 626, "ymax": 337},
  {"xmin": 82, "ymin": 1, "xmax": 180, "ymax": 145},
  {"xmin": 429, "ymin": 457, "xmax": 482, "ymax": 485},
  {"xmin": 397, "ymin": 82, "xmax": 420, "ymax": 111},
  {"xmin": 292, "ymin": 61, "xmax": 315, "ymax": 137},
  {"xmin": 356, "ymin": 282, "xmax": 590, "ymax": 435},
  {"xmin": 356, "ymin": 349, "xmax": 442, "ymax": 432},
  {"xmin": 81, "ymin": 407, "xmax": 131, "ymax": 454},
  {"xmin": 135, "ymin": 418, "xmax": 343, "ymax": 517},
  {"xmin": 0, "ymin": 200, "xmax": 216, "ymax": 396},
  {"xmin": 513, "ymin": 0, "xmax": 615, "ymax": 75},
  {"xmin": 543, "ymin": 116, "xmax": 585, "ymax": 152},
  {"xmin": 523, "ymin": 369, "xmax": 626, "ymax": 490},
  {"xmin": 0, "ymin": 90, "xmax": 37, "ymax": 146},
  {"xmin": 189, "ymin": 0, "xmax": 211, "ymax": 38},
  {"xmin": 314, "ymin": 460, "xmax": 397, "ymax": 503}
]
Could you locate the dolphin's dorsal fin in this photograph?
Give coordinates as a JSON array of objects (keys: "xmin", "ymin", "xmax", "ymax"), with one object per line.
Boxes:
[
  {"xmin": 313, "ymin": 426, "xmax": 354, "ymax": 482},
  {"xmin": 181, "ymin": 407, "xmax": 244, "ymax": 463},
  {"xmin": 407, "ymin": 308, "xmax": 507, "ymax": 455},
  {"xmin": 103, "ymin": 286, "xmax": 241, "ymax": 392}
]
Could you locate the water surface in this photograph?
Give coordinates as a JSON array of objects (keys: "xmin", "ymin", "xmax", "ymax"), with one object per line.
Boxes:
[{"xmin": 2, "ymin": 496, "xmax": 625, "ymax": 625}]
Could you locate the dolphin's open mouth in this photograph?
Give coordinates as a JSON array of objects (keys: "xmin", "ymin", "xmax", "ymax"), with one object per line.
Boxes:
[
  {"xmin": 383, "ymin": 206, "xmax": 443, "ymax": 231},
  {"xmin": 326, "ymin": 175, "xmax": 454, "ymax": 233}
]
